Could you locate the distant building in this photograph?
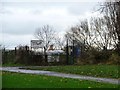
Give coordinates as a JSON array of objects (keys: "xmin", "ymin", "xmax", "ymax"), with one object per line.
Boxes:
[{"xmin": 48, "ymin": 45, "xmax": 54, "ymax": 51}]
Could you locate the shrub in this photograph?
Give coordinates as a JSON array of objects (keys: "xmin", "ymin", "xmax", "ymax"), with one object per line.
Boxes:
[
  {"xmin": 2, "ymin": 50, "xmax": 15, "ymax": 64},
  {"xmin": 94, "ymin": 51, "xmax": 111, "ymax": 63},
  {"xmin": 107, "ymin": 53, "xmax": 120, "ymax": 65},
  {"xmin": 76, "ymin": 48, "xmax": 112, "ymax": 65}
]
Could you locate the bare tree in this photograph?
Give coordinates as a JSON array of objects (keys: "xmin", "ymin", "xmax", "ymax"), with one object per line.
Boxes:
[
  {"xmin": 35, "ymin": 25, "xmax": 56, "ymax": 62},
  {"xmin": 99, "ymin": 1, "xmax": 120, "ymax": 54},
  {"xmin": 65, "ymin": 19, "xmax": 96, "ymax": 51},
  {"xmin": 65, "ymin": 17, "xmax": 114, "ymax": 51},
  {"xmin": 54, "ymin": 36, "xmax": 65, "ymax": 50},
  {"xmin": 90, "ymin": 17, "xmax": 113, "ymax": 50}
]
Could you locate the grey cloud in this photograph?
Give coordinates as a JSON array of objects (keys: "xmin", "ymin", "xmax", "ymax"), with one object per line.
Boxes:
[
  {"xmin": 31, "ymin": 9, "xmax": 42, "ymax": 14},
  {"xmin": 1, "ymin": 2, "xmax": 65, "ymax": 15},
  {"xmin": 0, "ymin": 7, "xmax": 13, "ymax": 14},
  {"xmin": 2, "ymin": 21, "xmax": 35, "ymax": 35},
  {"xmin": 1, "ymin": 2, "xmax": 97, "ymax": 15},
  {"xmin": 1, "ymin": 20, "xmax": 61, "ymax": 35},
  {"xmin": 67, "ymin": 2, "xmax": 97, "ymax": 15},
  {"xmin": 0, "ymin": 1, "xmax": 98, "ymax": 48}
]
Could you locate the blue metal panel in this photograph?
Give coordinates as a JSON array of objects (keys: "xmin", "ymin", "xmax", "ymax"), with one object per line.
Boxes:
[{"xmin": 74, "ymin": 46, "xmax": 81, "ymax": 57}]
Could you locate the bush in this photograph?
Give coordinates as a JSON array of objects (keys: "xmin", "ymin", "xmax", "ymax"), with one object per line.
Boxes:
[
  {"xmin": 94, "ymin": 51, "xmax": 111, "ymax": 63},
  {"xmin": 107, "ymin": 53, "xmax": 120, "ymax": 65},
  {"xmin": 2, "ymin": 50, "xmax": 15, "ymax": 64},
  {"xmin": 76, "ymin": 48, "xmax": 113, "ymax": 65},
  {"xmin": 80, "ymin": 49, "xmax": 98, "ymax": 64}
]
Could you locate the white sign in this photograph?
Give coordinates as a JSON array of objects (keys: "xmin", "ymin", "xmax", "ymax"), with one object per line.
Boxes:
[{"xmin": 31, "ymin": 40, "xmax": 44, "ymax": 49}]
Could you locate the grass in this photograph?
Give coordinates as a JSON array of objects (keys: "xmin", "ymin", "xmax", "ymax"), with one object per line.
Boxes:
[
  {"xmin": 0, "ymin": 79, "xmax": 1, "ymax": 89},
  {"xmin": 2, "ymin": 71, "xmax": 119, "ymax": 88},
  {"xmin": 2, "ymin": 63, "xmax": 26, "ymax": 67},
  {"xmin": 22, "ymin": 65, "xmax": 119, "ymax": 79}
]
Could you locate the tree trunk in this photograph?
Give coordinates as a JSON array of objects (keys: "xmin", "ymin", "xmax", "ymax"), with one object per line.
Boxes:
[{"xmin": 44, "ymin": 47, "xmax": 48, "ymax": 63}]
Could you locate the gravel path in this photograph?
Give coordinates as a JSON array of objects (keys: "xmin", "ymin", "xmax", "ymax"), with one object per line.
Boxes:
[{"xmin": 0, "ymin": 67, "xmax": 119, "ymax": 85}]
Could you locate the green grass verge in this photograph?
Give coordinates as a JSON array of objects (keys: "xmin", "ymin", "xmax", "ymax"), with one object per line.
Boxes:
[
  {"xmin": 23, "ymin": 65, "xmax": 119, "ymax": 79},
  {"xmin": 2, "ymin": 63, "xmax": 26, "ymax": 67},
  {"xmin": 0, "ymin": 71, "xmax": 2, "ymax": 89},
  {"xmin": 2, "ymin": 71, "xmax": 118, "ymax": 88}
]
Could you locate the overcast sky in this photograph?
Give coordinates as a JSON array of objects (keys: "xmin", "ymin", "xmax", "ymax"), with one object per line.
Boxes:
[{"xmin": 0, "ymin": 0, "xmax": 105, "ymax": 49}]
